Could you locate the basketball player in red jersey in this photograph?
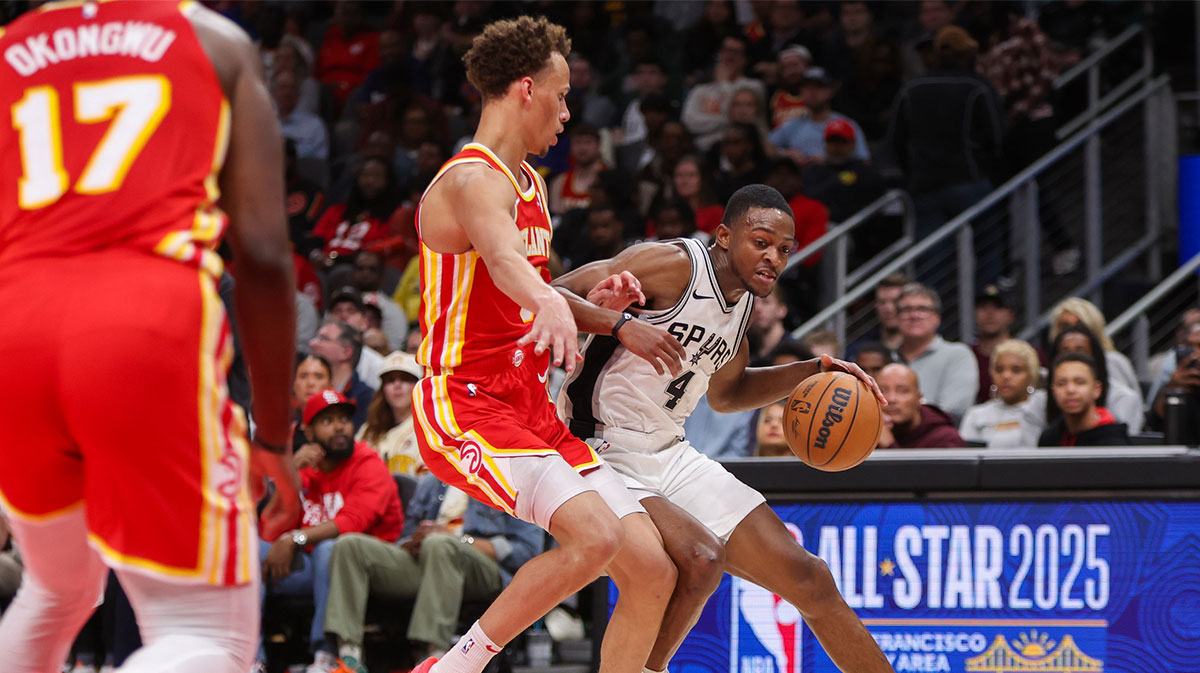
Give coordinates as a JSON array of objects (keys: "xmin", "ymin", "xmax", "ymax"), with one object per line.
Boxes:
[
  {"xmin": 0, "ymin": 2, "xmax": 299, "ymax": 672},
  {"xmin": 411, "ymin": 16, "xmax": 688, "ymax": 673}
]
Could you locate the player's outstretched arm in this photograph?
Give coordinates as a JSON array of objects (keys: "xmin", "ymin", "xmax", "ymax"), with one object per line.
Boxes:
[
  {"xmin": 553, "ymin": 243, "xmax": 689, "ymax": 376},
  {"xmin": 443, "ymin": 167, "xmax": 579, "ymax": 370},
  {"xmin": 191, "ymin": 7, "xmax": 300, "ymax": 540},
  {"xmin": 709, "ymin": 347, "xmax": 886, "ymax": 413}
]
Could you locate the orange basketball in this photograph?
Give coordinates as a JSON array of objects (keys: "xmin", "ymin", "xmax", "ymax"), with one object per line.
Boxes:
[{"xmin": 783, "ymin": 371, "xmax": 882, "ymax": 471}]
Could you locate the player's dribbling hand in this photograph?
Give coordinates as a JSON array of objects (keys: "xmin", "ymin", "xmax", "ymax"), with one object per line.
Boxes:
[
  {"xmin": 519, "ymin": 292, "xmax": 581, "ymax": 373},
  {"xmin": 819, "ymin": 354, "xmax": 888, "ymax": 406},
  {"xmin": 617, "ymin": 320, "xmax": 688, "ymax": 376},
  {"xmin": 251, "ymin": 441, "xmax": 303, "ymax": 543},
  {"xmin": 586, "ymin": 271, "xmax": 646, "ymax": 312}
]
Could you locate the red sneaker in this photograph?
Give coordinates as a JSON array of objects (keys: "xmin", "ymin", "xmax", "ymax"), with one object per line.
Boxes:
[{"xmin": 411, "ymin": 658, "xmax": 438, "ymax": 673}]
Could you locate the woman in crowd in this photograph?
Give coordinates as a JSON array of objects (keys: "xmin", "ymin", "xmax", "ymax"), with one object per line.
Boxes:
[
  {"xmin": 959, "ymin": 339, "xmax": 1047, "ymax": 447},
  {"xmin": 1039, "ymin": 353, "xmax": 1130, "ymax": 447},
  {"xmin": 669, "ymin": 155, "xmax": 725, "ymax": 236},
  {"xmin": 310, "ymin": 156, "xmax": 400, "ymax": 274},
  {"xmin": 1049, "ymin": 324, "xmax": 1144, "ymax": 434},
  {"xmin": 292, "ymin": 353, "xmax": 332, "ymax": 452},
  {"xmin": 754, "ymin": 402, "xmax": 791, "ymax": 457},
  {"xmin": 356, "ymin": 351, "xmax": 424, "ymax": 476},
  {"xmin": 1049, "ymin": 297, "xmax": 1139, "ymax": 393}
]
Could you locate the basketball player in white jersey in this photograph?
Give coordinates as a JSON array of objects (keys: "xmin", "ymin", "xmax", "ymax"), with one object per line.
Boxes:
[{"xmin": 553, "ymin": 185, "xmax": 895, "ymax": 673}]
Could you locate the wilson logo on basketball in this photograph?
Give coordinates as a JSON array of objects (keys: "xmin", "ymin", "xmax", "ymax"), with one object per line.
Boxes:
[{"xmin": 812, "ymin": 387, "xmax": 853, "ymax": 451}]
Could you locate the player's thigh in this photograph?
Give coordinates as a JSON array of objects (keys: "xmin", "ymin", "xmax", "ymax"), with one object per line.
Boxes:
[
  {"xmin": 658, "ymin": 443, "xmax": 765, "ymax": 541},
  {"xmin": 63, "ymin": 261, "xmax": 255, "ymax": 585}
]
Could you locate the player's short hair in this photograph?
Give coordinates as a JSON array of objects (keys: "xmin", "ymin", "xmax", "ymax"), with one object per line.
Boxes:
[
  {"xmin": 464, "ymin": 16, "xmax": 571, "ymax": 100},
  {"xmin": 724, "ymin": 185, "xmax": 794, "ymax": 229}
]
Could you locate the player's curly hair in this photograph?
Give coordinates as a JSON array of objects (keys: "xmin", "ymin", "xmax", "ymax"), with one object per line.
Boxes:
[{"xmin": 464, "ymin": 16, "xmax": 571, "ymax": 99}]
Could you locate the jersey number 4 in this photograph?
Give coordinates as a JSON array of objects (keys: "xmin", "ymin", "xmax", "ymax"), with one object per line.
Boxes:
[
  {"xmin": 12, "ymin": 75, "xmax": 171, "ymax": 210},
  {"xmin": 664, "ymin": 370, "xmax": 696, "ymax": 410}
]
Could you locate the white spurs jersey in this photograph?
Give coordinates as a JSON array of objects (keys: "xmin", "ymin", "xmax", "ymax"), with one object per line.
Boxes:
[{"xmin": 558, "ymin": 238, "xmax": 754, "ymax": 451}]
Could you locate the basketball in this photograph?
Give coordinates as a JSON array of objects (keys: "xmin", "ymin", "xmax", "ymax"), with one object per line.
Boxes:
[{"xmin": 783, "ymin": 371, "xmax": 882, "ymax": 472}]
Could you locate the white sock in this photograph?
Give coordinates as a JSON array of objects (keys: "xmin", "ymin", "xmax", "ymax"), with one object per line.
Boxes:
[
  {"xmin": 644, "ymin": 667, "xmax": 668, "ymax": 673},
  {"xmin": 431, "ymin": 621, "xmax": 499, "ymax": 673},
  {"xmin": 338, "ymin": 643, "xmax": 362, "ymax": 662}
]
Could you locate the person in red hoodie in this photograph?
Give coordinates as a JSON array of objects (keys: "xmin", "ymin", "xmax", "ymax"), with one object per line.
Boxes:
[
  {"xmin": 256, "ymin": 390, "xmax": 403, "ymax": 673},
  {"xmin": 1038, "ymin": 354, "xmax": 1130, "ymax": 447},
  {"xmin": 877, "ymin": 363, "xmax": 967, "ymax": 448}
]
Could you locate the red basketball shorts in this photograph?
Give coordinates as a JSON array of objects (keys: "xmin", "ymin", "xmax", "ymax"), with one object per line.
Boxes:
[
  {"xmin": 413, "ymin": 347, "xmax": 602, "ymax": 517},
  {"xmin": 0, "ymin": 251, "xmax": 256, "ymax": 586}
]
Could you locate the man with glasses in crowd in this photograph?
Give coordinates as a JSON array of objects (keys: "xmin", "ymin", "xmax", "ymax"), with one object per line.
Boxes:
[{"xmin": 891, "ymin": 282, "xmax": 979, "ymax": 422}]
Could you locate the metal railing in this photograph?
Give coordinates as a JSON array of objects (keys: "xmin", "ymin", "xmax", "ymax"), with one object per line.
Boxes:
[
  {"xmin": 791, "ymin": 75, "xmax": 1174, "ymax": 347},
  {"xmin": 1105, "ymin": 251, "xmax": 1200, "ymax": 380},
  {"xmin": 1052, "ymin": 24, "xmax": 1153, "ymax": 140}
]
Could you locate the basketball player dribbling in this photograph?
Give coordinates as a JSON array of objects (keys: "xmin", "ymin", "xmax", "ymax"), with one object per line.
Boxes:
[
  {"xmin": 410, "ymin": 16, "xmax": 690, "ymax": 673},
  {"xmin": 555, "ymin": 185, "xmax": 896, "ymax": 673},
  {"xmin": 0, "ymin": 2, "xmax": 299, "ymax": 673}
]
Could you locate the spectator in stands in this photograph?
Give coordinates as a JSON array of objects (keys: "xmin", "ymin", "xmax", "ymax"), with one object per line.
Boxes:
[
  {"xmin": 1039, "ymin": 354, "xmax": 1131, "ymax": 447},
  {"xmin": 271, "ymin": 34, "xmax": 321, "ymax": 116},
  {"xmin": 1049, "ymin": 297, "xmax": 1139, "ymax": 393},
  {"xmin": 754, "ymin": 402, "xmax": 790, "ymax": 457},
  {"xmin": 727, "ymin": 86, "xmax": 774, "ymax": 157},
  {"xmin": 1148, "ymin": 309, "xmax": 1200, "ymax": 389},
  {"xmin": 682, "ymin": 34, "xmax": 766, "ymax": 152},
  {"xmin": 889, "ymin": 25, "xmax": 1003, "ymax": 286},
  {"xmin": 618, "ymin": 57, "xmax": 670, "ymax": 151},
  {"xmin": 325, "ymin": 288, "xmax": 385, "ymax": 385},
  {"xmin": 647, "ymin": 199, "xmax": 699, "ymax": 243},
  {"xmin": 258, "ymin": 390, "xmax": 404, "ymax": 673},
  {"xmin": 763, "ymin": 157, "xmax": 827, "ymax": 273},
  {"xmin": 834, "ymin": 39, "xmax": 903, "ymax": 144},
  {"xmin": 971, "ymin": 285, "xmax": 1041, "ymax": 404},
  {"xmin": 297, "ymin": 291, "xmax": 321, "ymax": 352},
  {"xmin": 549, "ymin": 124, "xmax": 606, "ymax": 216},
  {"xmin": 1147, "ymin": 316, "xmax": 1200, "ymax": 444},
  {"xmin": 669, "ymin": 156, "xmax": 724, "ymax": 236},
  {"xmin": 803, "ymin": 329, "xmax": 841, "ymax": 359},
  {"xmin": 351, "ymin": 250, "xmax": 408, "ymax": 351},
  {"xmin": 309, "ymin": 318, "xmax": 376, "ymax": 429},
  {"xmin": 357, "ymin": 351, "xmax": 424, "ymax": 476},
  {"xmin": 633, "ymin": 117, "xmax": 692, "ymax": 215},
  {"xmin": 362, "ymin": 326, "xmax": 389, "ymax": 356},
  {"xmin": 311, "ymin": 157, "xmax": 399, "ymax": 272},
  {"xmin": 847, "ymin": 272, "xmax": 910, "ymax": 359},
  {"xmin": 823, "ymin": 1, "xmax": 879, "ymax": 81},
  {"xmin": 324, "ymin": 474, "xmax": 544, "ymax": 668},
  {"xmin": 568, "ymin": 205, "xmax": 628, "ymax": 271},
  {"xmin": 315, "ymin": 0, "xmax": 380, "ymax": 111},
  {"xmin": 769, "ymin": 68, "xmax": 869, "ymax": 165},
  {"xmin": 294, "ymin": 353, "xmax": 334, "ymax": 419},
  {"xmin": 801, "ymin": 118, "xmax": 887, "ymax": 228},
  {"xmin": 901, "ymin": 0, "xmax": 954, "ymax": 80},
  {"xmin": 682, "ymin": 0, "xmax": 741, "ymax": 83},
  {"xmin": 566, "ymin": 53, "xmax": 619, "ymax": 129},
  {"xmin": 1050, "ymin": 324, "xmax": 1143, "ymax": 434},
  {"xmin": 893, "ymin": 283, "xmax": 979, "ymax": 422},
  {"xmin": 752, "ymin": 0, "xmax": 821, "ymax": 70},
  {"xmin": 273, "ymin": 68, "xmax": 329, "ymax": 161},
  {"xmin": 959, "ymin": 339, "xmax": 1047, "ymax": 447},
  {"xmin": 714, "ymin": 123, "xmax": 768, "ymax": 203},
  {"xmin": 853, "ymin": 342, "xmax": 892, "ymax": 378},
  {"xmin": 401, "ymin": 7, "xmax": 455, "ymax": 101},
  {"xmin": 877, "ymin": 363, "xmax": 967, "ymax": 449},
  {"xmin": 768, "ymin": 45, "xmax": 811, "ymax": 129},
  {"xmin": 285, "ymin": 138, "xmax": 327, "ymax": 258},
  {"xmin": 748, "ymin": 286, "xmax": 802, "ymax": 366}
]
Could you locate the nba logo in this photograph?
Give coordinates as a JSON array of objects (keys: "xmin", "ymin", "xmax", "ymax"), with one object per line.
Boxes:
[{"xmin": 730, "ymin": 523, "xmax": 803, "ymax": 673}]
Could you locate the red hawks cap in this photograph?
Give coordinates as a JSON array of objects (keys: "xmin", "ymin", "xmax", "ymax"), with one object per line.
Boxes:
[
  {"xmin": 824, "ymin": 118, "xmax": 856, "ymax": 141},
  {"xmin": 303, "ymin": 389, "xmax": 357, "ymax": 427}
]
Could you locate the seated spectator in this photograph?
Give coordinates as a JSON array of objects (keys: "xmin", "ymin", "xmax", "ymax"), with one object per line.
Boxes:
[
  {"xmin": 285, "ymin": 138, "xmax": 327, "ymax": 260},
  {"xmin": 646, "ymin": 199, "xmax": 700, "ymax": 243},
  {"xmin": 726, "ymin": 86, "xmax": 774, "ymax": 158},
  {"xmin": 1039, "ymin": 354, "xmax": 1131, "ymax": 447},
  {"xmin": 297, "ymin": 291, "xmax": 321, "ymax": 351},
  {"xmin": 401, "ymin": 6, "xmax": 455, "ymax": 101},
  {"xmin": 618, "ymin": 57, "xmax": 670, "ymax": 153},
  {"xmin": 549, "ymin": 124, "xmax": 606, "ymax": 216},
  {"xmin": 681, "ymin": 34, "xmax": 766, "ymax": 152},
  {"xmin": 257, "ymin": 390, "xmax": 403, "ymax": 673},
  {"xmin": 764, "ymin": 158, "xmax": 828, "ymax": 268},
  {"xmin": 326, "ymin": 287, "xmax": 386, "ymax": 386},
  {"xmin": 853, "ymin": 342, "xmax": 892, "ymax": 378},
  {"xmin": 351, "ymin": 250, "xmax": 408, "ymax": 352},
  {"xmin": 294, "ymin": 353, "xmax": 333, "ymax": 426},
  {"xmin": 803, "ymin": 329, "xmax": 841, "ymax": 359},
  {"xmin": 311, "ymin": 156, "xmax": 400, "ymax": 272},
  {"xmin": 959, "ymin": 339, "xmax": 1047, "ymax": 447},
  {"xmin": 845, "ymin": 272, "xmax": 909, "ymax": 358},
  {"xmin": 633, "ymin": 119, "xmax": 693, "ymax": 217},
  {"xmin": 754, "ymin": 402, "xmax": 790, "ymax": 457},
  {"xmin": 768, "ymin": 45, "xmax": 812, "ymax": 129},
  {"xmin": 667, "ymin": 156, "xmax": 724, "ymax": 236},
  {"xmin": 362, "ymin": 327, "xmax": 389, "ymax": 356},
  {"xmin": 271, "ymin": 34, "xmax": 321, "ymax": 116},
  {"xmin": 877, "ymin": 363, "xmax": 967, "ymax": 448},
  {"xmin": 714, "ymin": 123, "xmax": 768, "ymax": 203},
  {"xmin": 747, "ymin": 285, "xmax": 802, "ymax": 366},
  {"xmin": 1051, "ymin": 324, "xmax": 1143, "ymax": 434},
  {"xmin": 309, "ymin": 318, "xmax": 376, "ymax": 429},
  {"xmin": 892, "ymin": 283, "xmax": 979, "ymax": 422},
  {"xmin": 563, "ymin": 205, "xmax": 628, "ymax": 271},
  {"xmin": 315, "ymin": 0, "xmax": 380, "ymax": 112},
  {"xmin": 823, "ymin": 1, "xmax": 880, "ymax": 81},
  {"xmin": 566, "ymin": 53, "xmax": 618, "ymax": 129},
  {"xmin": 801, "ymin": 119, "xmax": 886, "ymax": 224},
  {"xmin": 769, "ymin": 340, "xmax": 815, "ymax": 366},
  {"xmin": 683, "ymin": 394, "xmax": 754, "ymax": 459},
  {"xmin": 1050, "ymin": 297, "xmax": 1140, "ymax": 393},
  {"xmin": 273, "ymin": 68, "xmax": 329, "ymax": 161},
  {"xmin": 971, "ymin": 285, "xmax": 1048, "ymax": 403},
  {"xmin": 357, "ymin": 351, "xmax": 425, "ymax": 476},
  {"xmin": 323, "ymin": 474, "xmax": 544, "ymax": 668},
  {"xmin": 1146, "ymin": 310, "xmax": 1200, "ymax": 439},
  {"xmin": 681, "ymin": 0, "xmax": 742, "ymax": 83},
  {"xmin": 833, "ymin": 40, "xmax": 902, "ymax": 144},
  {"xmin": 768, "ymin": 68, "xmax": 868, "ymax": 166}
]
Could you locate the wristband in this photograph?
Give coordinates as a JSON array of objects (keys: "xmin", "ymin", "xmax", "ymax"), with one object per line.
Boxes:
[{"xmin": 612, "ymin": 312, "xmax": 635, "ymax": 338}]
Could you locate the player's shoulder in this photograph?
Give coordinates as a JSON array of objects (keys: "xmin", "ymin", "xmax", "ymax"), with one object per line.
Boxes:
[
  {"xmin": 432, "ymin": 160, "xmax": 515, "ymax": 203},
  {"xmin": 181, "ymin": 1, "xmax": 257, "ymax": 93}
]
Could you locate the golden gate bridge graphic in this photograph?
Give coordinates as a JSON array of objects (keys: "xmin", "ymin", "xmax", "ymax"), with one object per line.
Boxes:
[{"xmin": 965, "ymin": 630, "xmax": 1103, "ymax": 672}]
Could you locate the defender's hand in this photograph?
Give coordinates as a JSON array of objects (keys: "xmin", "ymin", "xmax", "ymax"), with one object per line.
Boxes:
[
  {"xmin": 618, "ymin": 320, "xmax": 687, "ymax": 376},
  {"xmin": 587, "ymin": 272, "xmax": 646, "ymax": 312},
  {"xmin": 251, "ymin": 445, "xmax": 302, "ymax": 543},
  {"xmin": 518, "ymin": 292, "xmax": 581, "ymax": 373}
]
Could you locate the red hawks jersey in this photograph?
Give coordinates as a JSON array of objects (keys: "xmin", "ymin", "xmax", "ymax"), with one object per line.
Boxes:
[
  {"xmin": 416, "ymin": 143, "xmax": 555, "ymax": 374},
  {"xmin": 0, "ymin": 0, "xmax": 229, "ymax": 277}
]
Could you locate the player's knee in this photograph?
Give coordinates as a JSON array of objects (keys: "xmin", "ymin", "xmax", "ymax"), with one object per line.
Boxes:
[
  {"xmin": 643, "ymin": 546, "xmax": 678, "ymax": 599},
  {"xmin": 570, "ymin": 515, "xmax": 623, "ymax": 571},
  {"xmin": 676, "ymin": 539, "xmax": 726, "ymax": 596}
]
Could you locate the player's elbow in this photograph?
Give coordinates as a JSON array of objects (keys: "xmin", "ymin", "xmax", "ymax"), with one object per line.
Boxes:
[{"xmin": 707, "ymin": 391, "xmax": 738, "ymax": 414}]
